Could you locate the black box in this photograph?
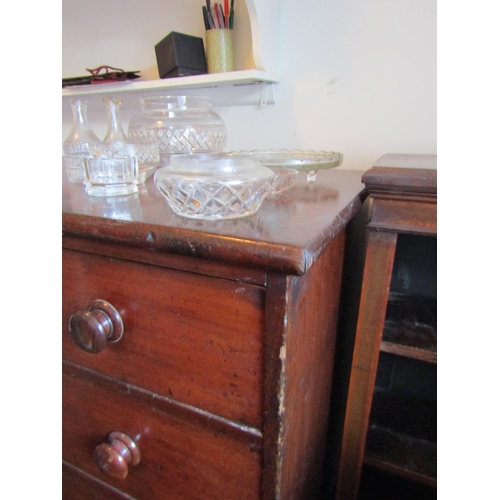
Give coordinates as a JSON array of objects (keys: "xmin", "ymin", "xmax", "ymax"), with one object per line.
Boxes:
[{"xmin": 155, "ymin": 31, "xmax": 207, "ymax": 79}]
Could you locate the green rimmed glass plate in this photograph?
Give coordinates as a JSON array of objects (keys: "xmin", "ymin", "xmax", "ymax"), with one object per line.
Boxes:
[{"xmin": 230, "ymin": 149, "xmax": 343, "ymax": 182}]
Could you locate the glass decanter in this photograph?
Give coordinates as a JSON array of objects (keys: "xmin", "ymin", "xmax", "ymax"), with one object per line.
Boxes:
[
  {"xmin": 94, "ymin": 96, "xmax": 146, "ymax": 181},
  {"xmin": 103, "ymin": 96, "xmax": 129, "ymax": 146},
  {"xmin": 63, "ymin": 98, "xmax": 101, "ymax": 182},
  {"xmin": 82, "ymin": 97, "xmax": 140, "ymax": 194}
]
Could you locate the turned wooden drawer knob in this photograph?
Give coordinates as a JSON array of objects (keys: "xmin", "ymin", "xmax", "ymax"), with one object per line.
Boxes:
[
  {"xmin": 69, "ymin": 300, "xmax": 124, "ymax": 353},
  {"xmin": 94, "ymin": 431, "xmax": 140, "ymax": 480}
]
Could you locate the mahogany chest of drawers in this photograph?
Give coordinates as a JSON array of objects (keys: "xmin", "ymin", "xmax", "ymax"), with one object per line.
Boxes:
[{"xmin": 62, "ymin": 169, "xmax": 366, "ymax": 499}]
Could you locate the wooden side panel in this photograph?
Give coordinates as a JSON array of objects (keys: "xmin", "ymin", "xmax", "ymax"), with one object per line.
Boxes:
[
  {"xmin": 336, "ymin": 230, "xmax": 398, "ymax": 500},
  {"xmin": 62, "ymin": 368, "xmax": 262, "ymax": 500},
  {"xmin": 263, "ymin": 230, "xmax": 346, "ymax": 499},
  {"xmin": 282, "ymin": 231, "xmax": 346, "ymax": 499},
  {"xmin": 262, "ymin": 273, "xmax": 288, "ymax": 499}
]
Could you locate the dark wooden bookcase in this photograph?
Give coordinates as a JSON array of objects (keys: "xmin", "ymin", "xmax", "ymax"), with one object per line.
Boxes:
[{"xmin": 335, "ymin": 155, "xmax": 437, "ymax": 500}]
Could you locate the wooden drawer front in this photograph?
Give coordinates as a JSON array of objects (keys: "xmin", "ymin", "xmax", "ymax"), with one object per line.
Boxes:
[
  {"xmin": 62, "ymin": 370, "xmax": 262, "ymax": 500},
  {"xmin": 63, "ymin": 462, "xmax": 132, "ymax": 500},
  {"xmin": 62, "ymin": 249, "xmax": 265, "ymax": 428}
]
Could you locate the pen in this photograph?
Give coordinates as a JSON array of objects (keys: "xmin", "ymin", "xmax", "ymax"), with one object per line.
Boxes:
[
  {"xmin": 205, "ymin": 3, "xmax": 214, "ymax": 29},
  {"xmin": 230, "ymin": 0, "xmax": 235, "ymax": 29},
  {"xmin": 206, "ymin": 0, "xmax": 217, "ymax": 29},
  {"xmin": 202, "ymin": 6, "xmax": 210, "ymax": 30},
  {"xmin": 217, "ymin": 4, "xmax": 226, "ymax": 28},
  {"xmin": 212, "ymin": 3, "xmax": 220, "ymax": 28},
  {"xmin": 204, "ymin": 0, "xmax": 234, "ymax": 30},
  {"xmin": 224, "ymin": 0, "xmax": 229, "ymax": 28}
]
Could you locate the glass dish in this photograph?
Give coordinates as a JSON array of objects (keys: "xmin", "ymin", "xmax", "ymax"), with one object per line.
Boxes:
[
  {"xmin": 231, "ymin": 149, "xmax": 343, "ymax": 182},
  {"xmin": 83, "ymin": 156, "xmax": 139, "ymax": 197},
  {"xmin": 154, "ymin": 153, "xmax": 276, "ymax": 220}
]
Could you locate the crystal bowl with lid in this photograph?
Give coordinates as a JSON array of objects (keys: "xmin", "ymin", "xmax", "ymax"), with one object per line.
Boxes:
[
  {"xmin": 154, "ymin": 153, "xmax": 277, "ymax": 220},
  {"xmin": 128, "ymin": 96, "xmax": 227, "ymax": 168}
]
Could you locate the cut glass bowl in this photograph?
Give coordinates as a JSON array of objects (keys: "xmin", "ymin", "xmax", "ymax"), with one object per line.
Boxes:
[{"xmin": 154, "ymin": 153, "xmax": 277, "ymax": 220}]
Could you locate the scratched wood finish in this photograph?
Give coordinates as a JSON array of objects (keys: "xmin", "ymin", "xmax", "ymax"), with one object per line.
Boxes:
[
  {"xmin": 62, "ymin": 168, "xmax": 366, "ymax": 276},
  {"xmin": 63, "ymin": 248, "xmax": 265, "ymax": 428},
  {"xmin": 269, "ymin": 232, "xmax": 346, "ymax": 500},
  {"xmin": 335, "ymin": 161, "xmax": 437, "ymax": 499},
  {"xmin": 259, "ymin": 233, "xmax": 346, "ymax": 499},
  {"xmin": 63, "ymin": 367, "xmax": 262, "ymax": 500}
]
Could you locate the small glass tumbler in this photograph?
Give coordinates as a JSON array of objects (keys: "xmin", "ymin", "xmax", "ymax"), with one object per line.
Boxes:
[
  {"xmin": 205, "ymin": 29, "xmax": 235, "ymax": 73},
  {"xmin": 63, "ymin": 155, "xmax": 85, "ymax": 183},
  {"xmin": 83, "ymin": 156, "xmax": 139, "ymax": 197}
]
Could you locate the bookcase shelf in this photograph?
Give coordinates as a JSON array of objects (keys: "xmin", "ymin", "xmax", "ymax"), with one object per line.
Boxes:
[{"xmin": 336, "ymin": 155, "xmax": 437, "ymax": 500}]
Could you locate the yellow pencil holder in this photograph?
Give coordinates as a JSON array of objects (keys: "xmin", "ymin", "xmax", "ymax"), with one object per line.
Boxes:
[{"xmin": 205, "ymin": 29, "xmax": 235, "ymax": 73}]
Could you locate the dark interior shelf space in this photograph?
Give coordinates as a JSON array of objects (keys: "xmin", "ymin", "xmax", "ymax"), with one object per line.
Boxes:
[
  {"xmin": 384, "ymin": 232, "xmax": 437, "ymax": 360},
  {"xmin": 382, "ymin": 292, "xmax": 437, "ymax": 359},
  {"xmin": 366, "ymin": 353, "xmax": 437, "ymax": 482},
  {"xmin": 389, "ymin": 233, "xmax": 436, "ymax": 300},
  {"xmin": 365, "ymin": 423, "xmax": 436, "ymax": 481},
  {"xmin": 358, "ymin": 463, "xmax": 437, "ymax": 500}
]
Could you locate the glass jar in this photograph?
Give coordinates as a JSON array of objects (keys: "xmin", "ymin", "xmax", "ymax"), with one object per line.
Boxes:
[{"xmin": 128, "ymin": 96, "xmax": 227, "ymax": 167}]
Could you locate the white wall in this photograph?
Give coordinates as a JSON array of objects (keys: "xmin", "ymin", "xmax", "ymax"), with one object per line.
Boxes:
[{"xmin": 62, "ymin": 0, "xmax": 436, "ymax": 171}]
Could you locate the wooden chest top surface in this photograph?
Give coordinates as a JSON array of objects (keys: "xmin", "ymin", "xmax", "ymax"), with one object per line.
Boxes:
[{"xmin": 62, "ymin": 168, "xmax": 366, "ymax": 275}]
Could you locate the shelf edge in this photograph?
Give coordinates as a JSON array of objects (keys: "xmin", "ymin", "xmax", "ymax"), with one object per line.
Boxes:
[
  {"xmin": 380, "ymin": 340, "xmax": 437, "ymax": 363},
  {"xmin": 364, "ymin": 454, "xmax": 437, "ymax": 488},
  {"xmin": 62, "ymin": 70, "xmax": 279, "ymax": 97}
]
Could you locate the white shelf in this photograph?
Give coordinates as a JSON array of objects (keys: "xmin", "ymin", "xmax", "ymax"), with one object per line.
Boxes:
[
  {"xmin": 62, "ymin": 69, "xmax": 278, "ymax": 96},
  {"xmin": 62, "ymin": 69, "xmax": 278, "ymax": 107}
]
